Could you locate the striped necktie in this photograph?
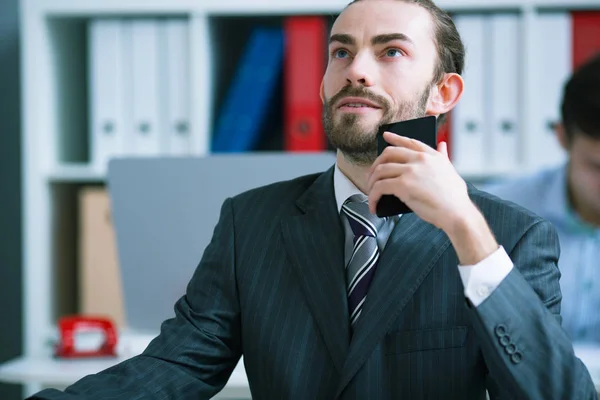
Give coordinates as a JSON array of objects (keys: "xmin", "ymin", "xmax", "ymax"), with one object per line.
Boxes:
[{"xmin": 341, "ymin": 194, "xmax": 386, "ymax": 328}]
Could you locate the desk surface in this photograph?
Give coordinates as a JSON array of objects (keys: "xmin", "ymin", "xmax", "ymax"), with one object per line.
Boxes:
[
  {"xmin": 1, "ymin": 345, "xmax": 599, "ymax": 395},
  {"xmin": 0, "ymin": 355, "xmax": 250, "ymax": 399}
]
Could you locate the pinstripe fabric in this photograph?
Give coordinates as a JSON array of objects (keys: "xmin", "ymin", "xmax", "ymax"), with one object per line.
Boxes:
[{"xmin": 30, "ymin": 167, "xmax": 598, "ymax": 400}]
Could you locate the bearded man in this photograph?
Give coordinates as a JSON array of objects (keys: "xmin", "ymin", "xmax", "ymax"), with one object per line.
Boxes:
[{"xmin": 30, "ymin": 0, "xmax": 597, "ymax": 399}]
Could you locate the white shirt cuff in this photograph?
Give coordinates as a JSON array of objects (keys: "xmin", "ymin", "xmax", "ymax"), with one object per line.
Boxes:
[{"xmin": 457, "ymin": 246, "xmax": 513, "ymax": 307}]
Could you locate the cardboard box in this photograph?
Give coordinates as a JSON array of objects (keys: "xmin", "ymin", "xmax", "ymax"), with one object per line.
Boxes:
[{"xmin": 78, "ymin": 187, "xmax": 125, "ymax": 327}]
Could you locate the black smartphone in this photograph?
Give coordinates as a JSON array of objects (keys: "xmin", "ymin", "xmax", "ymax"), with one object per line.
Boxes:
[{"xmin": 375, "ymin": 115, "xmax": 438, "ymax": 217}]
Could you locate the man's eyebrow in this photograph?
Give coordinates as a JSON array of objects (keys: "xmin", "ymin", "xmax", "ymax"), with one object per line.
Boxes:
[
  {"xmin": 328, "ymin": 33, "xmax": 415, "ymax": 47},
  {"xmin": 329, "ymin": 33, "xmax": 355, "ymax": 45},
  {"xmin": 371, "ymin": 33, "xmax": 414, "ymax": 47}
]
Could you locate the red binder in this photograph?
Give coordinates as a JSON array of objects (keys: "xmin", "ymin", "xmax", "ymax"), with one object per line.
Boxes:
[
  {"xmin": 283, "ymin": 17, "xmax": 327, "ymax": 152},
  {"xmin": 572, "ymin": 11, "xmax": 600, "ymax": 69}
]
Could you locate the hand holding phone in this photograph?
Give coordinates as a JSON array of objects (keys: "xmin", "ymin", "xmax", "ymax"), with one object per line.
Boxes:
[{"xmin": 375, "ymin": 115, "xmax": 438, "ymax": 217}]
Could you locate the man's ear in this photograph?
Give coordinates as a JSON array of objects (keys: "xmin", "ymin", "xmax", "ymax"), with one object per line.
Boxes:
[
  {"xmin": 555, "ymin": 122, "xmax": 570, "ymax": 150},
  {"xmin": 319, "ymin": 79, "xmax": 325, "ymax": 103},
  {"xmin": 426, "ymin": 73, "xmax": 463, "ymax": 117}
]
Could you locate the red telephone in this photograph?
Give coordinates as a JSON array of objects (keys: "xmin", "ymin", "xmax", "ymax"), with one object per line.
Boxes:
[{"xmin": 54, "ymin": 315, "xmax": 118, "ymax": 358}]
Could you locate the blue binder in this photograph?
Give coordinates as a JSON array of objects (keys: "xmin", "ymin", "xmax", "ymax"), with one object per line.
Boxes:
[{"xmin": 211, "ymin": 27, "xmax": 285, "ymax": 152}]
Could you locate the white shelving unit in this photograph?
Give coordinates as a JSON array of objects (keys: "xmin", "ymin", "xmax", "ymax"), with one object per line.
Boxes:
[{"xmin": 5, "ymin": 0, "xmax": 600, "ymax": 398}]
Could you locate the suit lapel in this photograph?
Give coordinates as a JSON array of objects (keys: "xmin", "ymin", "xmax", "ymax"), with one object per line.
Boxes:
[
  {"xmin": 335, "ymin": 213, "xmax": 451, "ymax": 398},
  {"xmin": 281, "ymin": 167, "xmax": 350, "ymax": 374}
]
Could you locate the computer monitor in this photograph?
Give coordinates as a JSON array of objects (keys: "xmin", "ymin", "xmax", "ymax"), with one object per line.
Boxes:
[{"xmin": 107, "ymin": 152, "xmax": 336, "ymax": 334}]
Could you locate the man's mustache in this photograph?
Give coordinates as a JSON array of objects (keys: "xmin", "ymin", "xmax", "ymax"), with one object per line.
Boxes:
[{"xmin": 327, "ymin": 86, "xmax": 390, "ymax": 112}]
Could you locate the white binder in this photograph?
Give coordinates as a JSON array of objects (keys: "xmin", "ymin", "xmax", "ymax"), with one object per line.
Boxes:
[
  {"xmin": 160, "ymin": 18, "xmax": 191, "ymax": 156},
  {"xmin": 188, "ymin": 14, "xmax": 212, "ymax": 156},
  {"xmin": 88, "ymin": 19, "xmax": 126, "ymax": 171},
  {"xmin": 451, "ymin": 14, "xmax": 489, "ymax": 176},
  {"xmin": 529, "ymin": 12, "xmax": 571, "ymax": 170},
  {"xmin": 124, "ymin": 19, "xmax": 162, "ymax": 156},
  {"xmin": 489, "ymin": 13, "xmax": 522, "ymax": 171}
]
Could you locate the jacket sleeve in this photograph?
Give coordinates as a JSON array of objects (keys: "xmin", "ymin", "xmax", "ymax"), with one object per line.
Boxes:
[
  {"xmin": 29, "ymin": 197, "xmax": 242, "ymax": 400},
  {"xmin": 470, "ymin": 218, "xmax": 598, "ymax": 399}
]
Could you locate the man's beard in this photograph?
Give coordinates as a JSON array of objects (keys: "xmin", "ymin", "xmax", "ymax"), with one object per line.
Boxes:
[{"xmin": 323, "ymin": 86, "xmax": 431, "ymax": 166}]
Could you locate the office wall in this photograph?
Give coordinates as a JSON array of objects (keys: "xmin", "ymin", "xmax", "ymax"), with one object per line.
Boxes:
[{"xmin": 0, "ymin": 0, "xmax": 23, "ymax": 398}]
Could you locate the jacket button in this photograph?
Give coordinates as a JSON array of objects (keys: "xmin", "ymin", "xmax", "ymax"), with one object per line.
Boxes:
[
  {"xmin": 499, "ymin": 335, "xmax": 511, "ymax": 347},
  {"xmin": 511, "ymin": 352, "xmax": 523, "ymax": 364},
  {"xmin": 505, "ymin": 344, "xmax": 517, "ymax": 355},
  {"xmin": 495, "ymin": 324, "xmax": 507, "ymax": 337}
]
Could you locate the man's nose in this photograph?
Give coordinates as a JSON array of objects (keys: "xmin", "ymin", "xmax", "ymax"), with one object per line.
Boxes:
[{"xmin": 345, "ymin": 53, "xmax": 375, "ymax": 87}]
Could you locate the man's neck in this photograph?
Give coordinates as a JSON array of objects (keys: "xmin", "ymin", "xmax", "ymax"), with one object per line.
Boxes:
[{"xmin": 336, "ymin": 151, "xmax": 371, "ymax": 195}]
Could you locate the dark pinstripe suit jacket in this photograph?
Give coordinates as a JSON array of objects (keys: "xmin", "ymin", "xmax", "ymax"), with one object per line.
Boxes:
[{"xmin": 33, "ymin": 166, "xmax": 597, "ymax": 400}]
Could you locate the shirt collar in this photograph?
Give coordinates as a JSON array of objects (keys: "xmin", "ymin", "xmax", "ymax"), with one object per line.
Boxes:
[
  {"xmin": 334, "ymin": 162, "xmax": 406, "ymax": 222},
  {"xmin": 333, "ymin": 162, "xmax": 366, "ymax": 213}
]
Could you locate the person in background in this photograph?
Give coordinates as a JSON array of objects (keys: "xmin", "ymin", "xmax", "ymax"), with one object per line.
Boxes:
[{"xmin": 482, "ymin": 52, "xmax": 600, "ymax": 343}]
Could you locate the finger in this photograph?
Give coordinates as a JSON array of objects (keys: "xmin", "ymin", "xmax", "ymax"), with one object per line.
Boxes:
[
  {"xmin": 382, "ymin": 131, "xmax": 438, "ymax": 155},
  {"xmin": 437, "ymin": 141, "xmax": 448, "ymax": 158},
  {"xmin": 368, "ymin": 163, "xmax": 411, "ymax": 193},
  {"xmin": 370, "ymin": 146, "xmax": 420, "ymax": 175}
]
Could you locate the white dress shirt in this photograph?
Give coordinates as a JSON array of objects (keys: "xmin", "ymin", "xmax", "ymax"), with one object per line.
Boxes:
[{"xmin": 333, "ymin": 163, "xmax": 514, "ymax": 307}]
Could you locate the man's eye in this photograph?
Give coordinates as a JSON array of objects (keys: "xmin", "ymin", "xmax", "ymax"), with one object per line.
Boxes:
[
  {"xmin": 386, "ymin": 49, "xmax": 403, "ymax": 57},
  {"xmin": 334, "ymin": 49, "xmax": 349, "ymax": 58}
]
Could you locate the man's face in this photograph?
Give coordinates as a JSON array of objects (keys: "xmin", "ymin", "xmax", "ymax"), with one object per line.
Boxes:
[
  {"xmin": 567, "ymin": 134, "xmax": 600, "ymax": 218},
  {"xmin": 321, "ymin": 0, "xmax": 439, "ymax": 165}
]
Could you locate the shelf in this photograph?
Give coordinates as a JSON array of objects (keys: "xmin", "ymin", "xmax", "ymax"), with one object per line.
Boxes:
[
  {"xmin": 203, "ymin": 0, "xmax": 347, "ymax": 15},
  {"xmin": 32, "ymin": 0, "xmax": 600, "ymax": 15},
  {"xmin": 533, "ymin": 0, "xmax": 600, "ymax": 10},
  {"xmin": 37, "ymin": 0, "xmax": 201, "ymax": 16},
  {"xmin": 33, "ymin": 0, "xmax": 600, "ymax": 17},
  {"xmin": 46, "ymin": 165, "xmax": 106, "ymax": 182}
]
